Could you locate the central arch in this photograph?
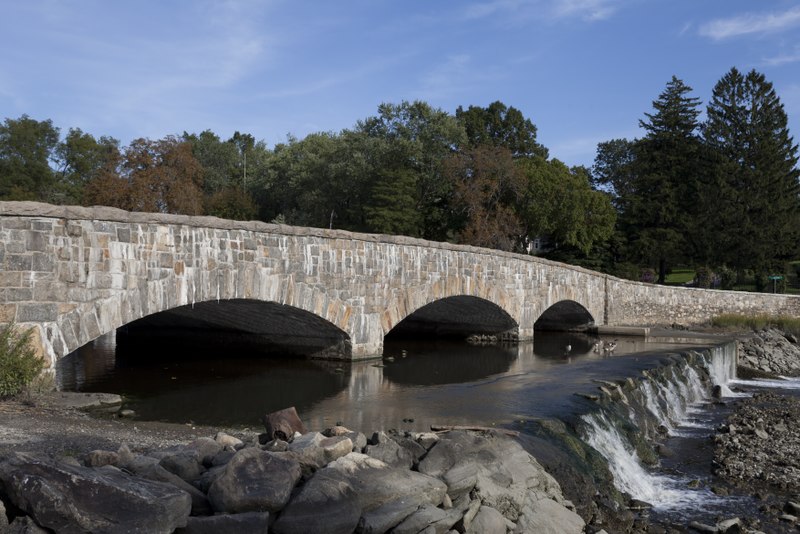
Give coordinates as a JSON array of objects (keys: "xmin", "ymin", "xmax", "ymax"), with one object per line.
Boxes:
[{"xmin": 385, "ymin": 295, "xmax": 518, "ymax": 340}]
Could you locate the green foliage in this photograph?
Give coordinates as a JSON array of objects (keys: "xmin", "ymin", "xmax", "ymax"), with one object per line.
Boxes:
[
  {"xmin": 703, "ymin": 68, "xmax": 800, "ymax": 272},
  {"xmin": 694, "ymin": 266, "xmax": 713, "ymax": 289},
  {"xmin": 0, "ymin": 323, "xmax": 45, "ymax": 399},
  {"xmin": 455, "ymin": 101, "xmax": 548, "ymax": 159},
  {"xmin": 364, "ymin": 167, "xmax": 423, "ymax": 236},
  {"xmin": 0, "ymin": 115, "xmax": 60, "ymax": 202}
]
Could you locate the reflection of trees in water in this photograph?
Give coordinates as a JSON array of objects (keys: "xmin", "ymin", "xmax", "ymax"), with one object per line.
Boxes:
[{"xmin": 381, "ymin": 340, "xmax": 517, "ymax": 386}]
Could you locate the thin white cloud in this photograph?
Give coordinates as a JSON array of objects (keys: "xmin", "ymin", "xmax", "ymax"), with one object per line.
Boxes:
[
  {"xmin": 762, "ymin": 50, "xmax": 800, "ymax": 67},
  {"xmin": 551, "ymin": 0, "xmax": 617, "ymax": 21},
  {"xmin": 463, "ymin": 0, "xmax": 620, "ymax": 23},
  {"xmin": 699, "ymin": 6, "xmax": 800, "ymax": 40}
]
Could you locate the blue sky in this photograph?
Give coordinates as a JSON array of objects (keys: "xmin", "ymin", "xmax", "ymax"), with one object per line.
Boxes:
[{"xmin": 2, "ymin": 0, "xmax": 799, "ymax": 168}]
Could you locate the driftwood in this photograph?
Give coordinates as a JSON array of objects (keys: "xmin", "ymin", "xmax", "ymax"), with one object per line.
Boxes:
[{"xmin": 430, "ymin": 425, "xmax": 519, "ymax": 437}]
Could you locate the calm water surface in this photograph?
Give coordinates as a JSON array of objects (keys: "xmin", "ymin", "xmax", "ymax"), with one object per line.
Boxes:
[{"xmin": 56, "ymin": 331, "xmax": 714, "ymax": 431}]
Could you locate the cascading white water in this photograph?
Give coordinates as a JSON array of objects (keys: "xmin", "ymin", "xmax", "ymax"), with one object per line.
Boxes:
[
  {"xmin": 580, "ymin": 343, "xmax": 738, "ymax": 510},
  {"xmin": 705, "ymin": 343, "xmax": 738, "ymax": 396}
]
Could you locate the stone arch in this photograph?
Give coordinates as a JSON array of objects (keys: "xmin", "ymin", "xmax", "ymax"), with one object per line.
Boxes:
[
  {"xmin": 117, "ymin": 298, "xmax": 351, "ymax": 358},
  {"xmin": 46, "ymin": 249, "xmax": 360, "ymax": 361},
  {"xmin": 534, "ymin": 299, "xmax": 595, "ymax": 331},
  {"xmin": 384, "ymin": 293, "xmax": 520, "ymax": 341}
]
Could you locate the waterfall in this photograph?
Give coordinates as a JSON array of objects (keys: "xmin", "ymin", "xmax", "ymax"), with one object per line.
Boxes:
[
  {"xmin": 579, "ymin": 344, "xmax": 736, "ymax": 510},
  {"xmin": 582, "ymin": 412, "xmax": 712, "ymax": 509}
]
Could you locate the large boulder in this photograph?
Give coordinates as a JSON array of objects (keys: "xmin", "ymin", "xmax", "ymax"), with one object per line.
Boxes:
[
  {"xmin": 122, "ymin": 455, "xmax": 212, "ymax": 516},
  {"xmin": 271, "ymin": 469, "xmax": 361, "ymax": 534},
  {"xmin": 418, "ymin": 431, "xmax": 582, "ymax": 530},
  {"xmin": 0, "ymin": 452, "xmax": 191, "ymax": 534},
  {"xmin": 514, "ymin": 495, "xmax": 585, "ymax": 534},
  {"xmin": 273, "ymin": 452, "xmax": 447, "ymax": 534},
  {"xmin": 207, "ymin": 447, "xmax": 302, "ymax": 513}
]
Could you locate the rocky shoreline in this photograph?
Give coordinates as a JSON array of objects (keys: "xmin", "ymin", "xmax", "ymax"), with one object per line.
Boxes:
[
  {"xmin": 0, "ymin": 407, "xmax": 585, "ymax": 533},
  {"xmin": 1, "ymin": 327, "xmax": 799, "ymax": 533}
]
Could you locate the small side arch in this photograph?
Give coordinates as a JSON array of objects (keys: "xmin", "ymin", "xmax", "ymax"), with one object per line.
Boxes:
[{"xmin": 534, "ymin": 299, "xmax": 595, "ymax": 331}]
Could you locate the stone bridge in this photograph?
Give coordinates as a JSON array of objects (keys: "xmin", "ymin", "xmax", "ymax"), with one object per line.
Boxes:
[{"xmin": 2, "ymin": 201, "xmax": 800, "ymax": 365}]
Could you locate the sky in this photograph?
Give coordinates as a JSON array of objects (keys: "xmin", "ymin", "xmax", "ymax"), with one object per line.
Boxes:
[{"xmin": 2, "ymin": 0, "xmax": 800, "ymax": 168}]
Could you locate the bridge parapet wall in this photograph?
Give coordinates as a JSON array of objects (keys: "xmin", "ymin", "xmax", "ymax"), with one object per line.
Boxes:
[
  {"xmin": 606, "ymin": 276, "xmax": 800, "ymax": 326},
  {"xmin": 0, "ymin": 202, "xmax": 606, "ymax": 363},
  {"xmin": 6, "ymin": 201, "xmax": 799, "ymax": 365}
]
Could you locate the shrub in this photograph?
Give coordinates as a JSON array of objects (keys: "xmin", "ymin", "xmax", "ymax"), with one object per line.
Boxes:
[
  {"xmin": 695, "ymin": 266, "xmax": 712, "ymax": 289},
  {"xmin": 0, "ymin": 323, "xmax": 45, "ymax": 398}
]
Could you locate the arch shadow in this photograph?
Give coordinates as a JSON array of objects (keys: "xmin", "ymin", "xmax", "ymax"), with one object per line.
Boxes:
[
  {"xmin": 386, "ymin": 295, "xmax": 519, "ymax": 341},
  {"xmin": 534, "ymin": 300, "xmax": 595, "ymax": 332},
  {"xmin": 117, "ymin": 299, "xmax": 351, "ymax": 360}
]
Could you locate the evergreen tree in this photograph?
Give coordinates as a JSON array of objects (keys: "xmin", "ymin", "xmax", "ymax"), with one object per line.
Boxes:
[
  {"xmin": 703, "ymin": 68, "xmax": 800, "ymax": 274},
  {"xmin": 624, "ymin": 76, "xmax": 704, "ymax": 283}
]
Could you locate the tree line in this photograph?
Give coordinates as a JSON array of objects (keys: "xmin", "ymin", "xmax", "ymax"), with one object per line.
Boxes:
[{"xmin": 1, "ymin": 67, "xmax": 797, "ymax": 290}]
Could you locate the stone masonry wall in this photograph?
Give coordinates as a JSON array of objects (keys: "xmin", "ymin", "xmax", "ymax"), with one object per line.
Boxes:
[
  {"xmin": 3, "ymin": 202, "xmax": 800, "ymax": 365},
  {"xmin": 0, "ymin": 202, "xmax": 606, "ymax": 364}
]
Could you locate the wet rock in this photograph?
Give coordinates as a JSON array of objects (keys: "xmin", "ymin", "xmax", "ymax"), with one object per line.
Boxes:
[
  {"xmin": 628, "ymin": 499, "xmax": 653, "ymax": 511},
  {"xmin": 174, "ymin": 512, "xmax": 270, "ymax": 533},
  {"xmin": 0, "ymin": 452, "xmax": 191, "ymax": 534},
  {"xmin": 263, "ymin": 407, "xmax": 307, "ymax": 443},
  {"xmin": 207, "ymin": 448, "xmax": 302, "ymax": 513}
]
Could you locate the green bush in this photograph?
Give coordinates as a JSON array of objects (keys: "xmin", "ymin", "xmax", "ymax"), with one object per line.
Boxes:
[{"xmin": 0, "ymin": 323, "xmax": 45, "ymax": 398}]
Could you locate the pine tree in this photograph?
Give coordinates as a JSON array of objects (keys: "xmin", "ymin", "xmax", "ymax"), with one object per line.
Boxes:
[
  {"xmin": 624, "ymin": 76, "xmax": 704, "ymax": 283},
  {"xmin": 703, "ymin": 68, "xmax": 800, "ymax": 274}
]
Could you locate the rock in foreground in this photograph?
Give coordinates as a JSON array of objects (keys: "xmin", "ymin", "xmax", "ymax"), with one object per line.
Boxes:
[{"xmin": 0, "ymin": 426, "xmax": 583, "ymax": 534}]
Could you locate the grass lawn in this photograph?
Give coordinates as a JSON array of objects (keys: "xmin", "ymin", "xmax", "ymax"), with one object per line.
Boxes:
[{"xmin": 665, "ymin": 268, "xmax": 694, "ymax": 285}]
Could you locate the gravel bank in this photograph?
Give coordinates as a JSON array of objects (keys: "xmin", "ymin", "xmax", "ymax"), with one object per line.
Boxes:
[{"xmin": 0, "ymin": 393, "xmax": 254, "ymax": 459}]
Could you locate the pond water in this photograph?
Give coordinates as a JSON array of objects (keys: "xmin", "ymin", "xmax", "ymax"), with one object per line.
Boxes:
[{"xmin": 56, "ymin": 329, "xmax": 710, "ymax": 431}]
